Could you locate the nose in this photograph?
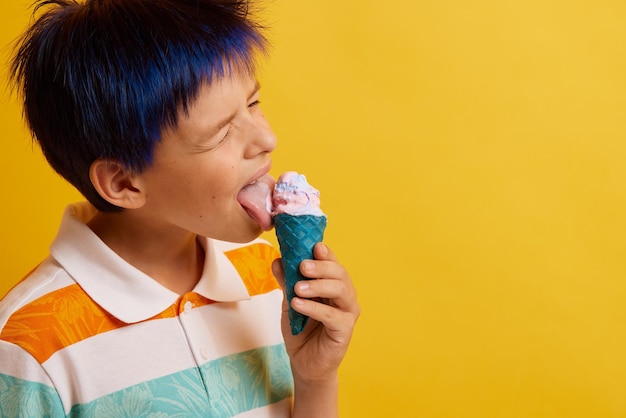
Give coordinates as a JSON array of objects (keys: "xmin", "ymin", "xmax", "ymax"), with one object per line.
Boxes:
[{"xmin": 244, "ymin": 113, "xmax": 277, "ymax": 158}]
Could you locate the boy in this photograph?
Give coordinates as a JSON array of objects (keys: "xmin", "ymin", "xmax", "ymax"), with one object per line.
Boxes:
[{"xmin": 0, "ymin": 0, "xmax": 359, "ymax": 416}]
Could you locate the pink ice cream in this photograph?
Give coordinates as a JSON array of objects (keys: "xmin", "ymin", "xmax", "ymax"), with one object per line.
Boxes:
[{"xmin": 272, "ymin": 172, "xmax": 325, "ymax": 217}]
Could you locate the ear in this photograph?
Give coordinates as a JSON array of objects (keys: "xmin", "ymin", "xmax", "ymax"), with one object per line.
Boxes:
[{"xmin": 89, "ymin": 159, "xmax": 146, "ymax": 209}]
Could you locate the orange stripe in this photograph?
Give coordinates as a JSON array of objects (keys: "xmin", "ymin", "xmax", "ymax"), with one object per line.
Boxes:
[
  {"xmin": 1, "ymin": 284, "xmax": 127, "ymax": 363},
  {"xmin": 225, "ymin": 242, "xmax": 281, "ymax": 296},
  {"xmin": 0, "ymin": 285, "xmax": 218, "ymax": 363}
]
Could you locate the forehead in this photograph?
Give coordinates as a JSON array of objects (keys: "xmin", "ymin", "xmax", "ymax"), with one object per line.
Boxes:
[
  {"xmin": 160, "ymin": 71, "xmax": 258, "ymax": 141},
  {"xmin": 194, "ymin": 70, "xmax": 255, "ymax": 111}
]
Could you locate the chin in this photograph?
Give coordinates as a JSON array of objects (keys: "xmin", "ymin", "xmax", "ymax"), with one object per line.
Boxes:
[{"xmin": 219, "ymin": 225, "xmax": 263, "ymax": 243}]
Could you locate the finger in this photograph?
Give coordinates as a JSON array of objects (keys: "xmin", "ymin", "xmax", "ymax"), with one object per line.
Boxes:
[
  {"xmin": 291, "ymin": 297, "xmax": 357, "ymax": 339},
  {"xmin": 299, "ymin": 282, "xmax": 359, "ymax": 315},
  {"xmin": 294, "ymin": 277, "xmax": 358, "ymax": 313},
  {"xmin": 312, "ymin": 242, "xmax": 338, "ymax": 262},
  {"xmin": 299, "ymin": 258, "xmax": 348, "ymax": 282},
  {"xmin": 297, "ymin": 255, "xmax": 358, "ymax": 313}
]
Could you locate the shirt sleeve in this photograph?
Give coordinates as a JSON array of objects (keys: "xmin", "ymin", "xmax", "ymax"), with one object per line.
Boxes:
[{"xmin": 0, "ymin": 340, "xmax": 65, "ymax": 417}]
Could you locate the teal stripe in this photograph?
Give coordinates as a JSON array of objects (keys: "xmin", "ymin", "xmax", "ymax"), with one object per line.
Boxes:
[
  {"xmin": 0, "ymin": 374, "xmax": 65, "ymax": 418},
  {"xmin": 70, "ymin": 344, "xmax": 293, "ymax": 417}
]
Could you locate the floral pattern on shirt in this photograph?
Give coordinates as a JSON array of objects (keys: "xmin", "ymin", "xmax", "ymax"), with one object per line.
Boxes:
[
  {"xmin": 68, "ymin": 344, "xmax": 293, "ymax": 417},
  {"xmin": 0, "ymin": 375, "xmax": 64, "ymax": 418}
]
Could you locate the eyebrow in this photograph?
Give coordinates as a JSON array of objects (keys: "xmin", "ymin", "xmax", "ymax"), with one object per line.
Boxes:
[{"xmin": 206, "ymin": 81, "xmax": 261, "ymax": 138}]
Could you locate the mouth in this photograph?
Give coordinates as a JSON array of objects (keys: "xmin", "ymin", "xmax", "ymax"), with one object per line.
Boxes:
[{"xmin": 237, "ymin": 171, "xmax": 275, "ymax": 231}]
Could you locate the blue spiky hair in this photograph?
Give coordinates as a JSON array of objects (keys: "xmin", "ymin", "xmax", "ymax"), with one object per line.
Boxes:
[{"xmin": 11, "ymin": 0, "xmax": 267, "ymax": 211}]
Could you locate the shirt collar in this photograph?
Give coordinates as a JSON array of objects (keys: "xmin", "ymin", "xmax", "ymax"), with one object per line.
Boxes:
[{"xmin": 50, "ymin": 203, "xmax": 251, "ymax": 324}]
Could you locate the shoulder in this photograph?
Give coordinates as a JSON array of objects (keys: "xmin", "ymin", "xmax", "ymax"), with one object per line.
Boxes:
[
  {"xmin": 0, "ymin": 257, "xmax": 74, "ymax": 330},
  {"xmin": 0, "ymin": 257, "xmax": 103, "ymax": 364}
]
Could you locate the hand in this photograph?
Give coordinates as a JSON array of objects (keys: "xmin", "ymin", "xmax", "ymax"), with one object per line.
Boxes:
[{"xmin": 272, "ymin": 242, "xmax": 360, "ymax": 385}]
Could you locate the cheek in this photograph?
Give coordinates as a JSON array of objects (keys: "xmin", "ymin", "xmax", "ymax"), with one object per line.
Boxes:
[
  {"xmin": 196, "ymin": 164, "xmax": 241, "ymax": 203},
  {"xmin": 151, "ymin": 147, "xmax": 243, "ymax": 205}
]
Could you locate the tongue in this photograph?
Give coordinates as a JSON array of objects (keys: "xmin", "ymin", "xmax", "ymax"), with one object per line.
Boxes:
[{"xmin": 237, "ymin": 174, "xmax": 275, "ymax": 231}]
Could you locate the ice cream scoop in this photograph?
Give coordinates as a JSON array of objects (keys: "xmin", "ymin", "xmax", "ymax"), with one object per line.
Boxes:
[
  {"xmin": 272, "ymin": 172, "xmax": 325, "ymax": 217},
  {"xmin": 272, "ymin": 172, "xmax": 327, "ymax": 335}
]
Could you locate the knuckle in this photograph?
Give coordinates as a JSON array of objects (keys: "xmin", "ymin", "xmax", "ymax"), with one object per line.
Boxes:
[{"xmin": 321, "ymin": 304, "xmax": 337, "ymax": 322}]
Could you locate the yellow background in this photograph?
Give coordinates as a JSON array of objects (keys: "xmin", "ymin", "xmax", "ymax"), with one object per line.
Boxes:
[{"xmin": 2, "ymin": 1, "xmax": 626, "ymax": 416}]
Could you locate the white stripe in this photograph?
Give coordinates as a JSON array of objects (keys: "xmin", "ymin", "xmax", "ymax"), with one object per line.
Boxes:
[
  {"xmin": 43, "ymin": 316, "xmax": 197, "ymax": 411},
  {"xmin": 181, "ymin": 289, "xmax": 284, "ymax": 364},
  {"xmin": 0, "ymin": 340, "xmax": 55, "ymax": 386},
  {"xmin": 235, "ymin": 397, "xmax": 292, "ymax": 418},
  {"xmin": 0, "ymin": 258, "xmax": 74, "ymax": 330},
  {"xmin": 42, "ymin": 289, "xmax": 284, "ymax": 411}
]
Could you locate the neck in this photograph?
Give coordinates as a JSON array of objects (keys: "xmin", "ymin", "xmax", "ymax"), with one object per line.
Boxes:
[{"xmin": 87, "ymin": 211, "xmax": 205, "ymax": 295}]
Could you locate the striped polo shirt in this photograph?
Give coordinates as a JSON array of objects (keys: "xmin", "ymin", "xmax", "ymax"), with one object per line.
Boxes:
[{"xmin": 0, "ymin": 203, "xmax": 294, "ymax": 417}]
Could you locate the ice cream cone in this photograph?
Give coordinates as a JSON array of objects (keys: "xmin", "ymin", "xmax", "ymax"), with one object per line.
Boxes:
[{"xmin": 274, "ymin": 213, "xmax": 327, "ymax": 335}]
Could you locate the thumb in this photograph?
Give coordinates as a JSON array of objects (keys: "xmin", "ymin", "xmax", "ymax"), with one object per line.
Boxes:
[
  {"xmin": 272, "ymin": 258, "xmax": 289, "ymax": 312},
  {"xmin": 272, "ymin": 258, "xmax": 285, "ymax": 289},
  {"xmin": 272, "ymin": 258, "xmax": 296, "ymax": 339}
]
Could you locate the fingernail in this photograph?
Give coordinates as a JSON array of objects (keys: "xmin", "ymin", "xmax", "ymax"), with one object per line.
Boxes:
[
  {"xmin": 301, "ymin": 261, "xmax": 314, "ymax": 272},
  {"xmin": 298, "ymin": 282, "xmax": 310, "ymax": 292}
]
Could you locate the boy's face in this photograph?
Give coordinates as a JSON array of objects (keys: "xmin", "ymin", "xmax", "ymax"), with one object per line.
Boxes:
[{"xmin": 134, "ymin": 71, "xmax": 277, "ymax": 242}]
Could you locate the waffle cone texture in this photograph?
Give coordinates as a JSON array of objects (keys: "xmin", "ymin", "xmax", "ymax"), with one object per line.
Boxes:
[{"xmin": 274, "ymin": 213, "xmax": 327, "ymax": 335}]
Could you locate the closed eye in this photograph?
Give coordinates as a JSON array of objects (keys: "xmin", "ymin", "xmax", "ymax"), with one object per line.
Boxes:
[
  {"xmin": 216, "ymin": 127, "xmax": 231, "ymax": 145},
  {"xmin": 192, "ymin": 126, "xmax": 230, "ymax": 153}
]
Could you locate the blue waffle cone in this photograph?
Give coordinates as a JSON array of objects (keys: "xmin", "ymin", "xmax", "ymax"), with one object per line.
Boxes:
[{"xmin": 274, "ymin": 213, "xmax": 327, "ymax": 335}]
